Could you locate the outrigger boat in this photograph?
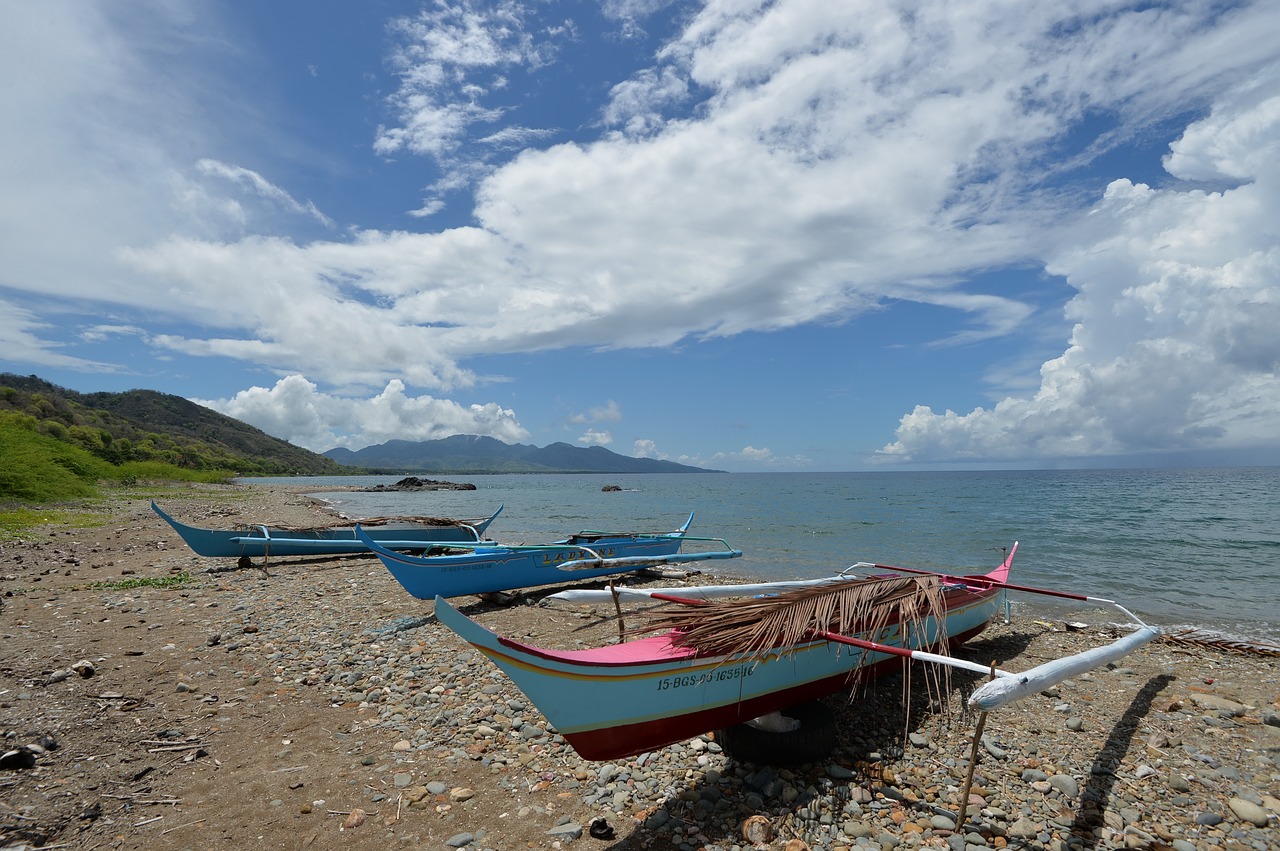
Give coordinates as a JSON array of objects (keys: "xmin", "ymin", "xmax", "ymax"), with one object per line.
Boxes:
[
  {"xmin": 357, "ymin": 513, "xmax": 742, "ymax": 600},
  {"xmin": 152, "ymin": 501, "xmax": 503, "ymax": 559},
  {"xmin": 436, "ymin": 543, "xmax": 1160, "ymax": 761}
]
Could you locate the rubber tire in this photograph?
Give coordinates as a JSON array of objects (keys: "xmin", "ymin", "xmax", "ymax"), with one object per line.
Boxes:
[{"xmin": 714, "ymin": 700, "xmax": 838, "ymax": 766}]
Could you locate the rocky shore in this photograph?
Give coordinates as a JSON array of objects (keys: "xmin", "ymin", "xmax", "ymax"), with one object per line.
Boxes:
[{"xmin": 1, "ymin": 484, "xmax": 1277, "ymax": 850}]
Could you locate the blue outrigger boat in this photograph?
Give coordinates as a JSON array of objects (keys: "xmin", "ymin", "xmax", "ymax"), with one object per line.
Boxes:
[
  {"xmin": 356, "ymin": 513, "xmax": 742, "ymax": 599},
  {"xmin": 436, "ymin": 542, "xmax": 1159, "ymax": 762},
  {"xmin": 152, "ymin": 501, "xmax": 503, "ymax": 559}
]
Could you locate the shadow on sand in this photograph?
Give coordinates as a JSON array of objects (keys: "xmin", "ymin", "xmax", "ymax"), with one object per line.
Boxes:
[{"xmin": 593, "ymin": 629, "xmax": 1041, "ymax": 850}]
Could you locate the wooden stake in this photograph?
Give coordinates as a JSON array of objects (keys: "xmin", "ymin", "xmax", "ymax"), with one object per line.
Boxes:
[
  {"xmin": 957, "ymin": 661, "xmax": 997, "ymax": 833},
  {"xmin": 610, "ymin": 581, "xmax": 625, "ymax": 642}
]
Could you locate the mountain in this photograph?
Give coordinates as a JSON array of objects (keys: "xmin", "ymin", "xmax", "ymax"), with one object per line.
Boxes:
[
  {"xmin": 0, "ymin": 373, "xmax": 343, "ymax": 475},
  {"xmin": 1, "ymin": 373, "xmax": 719, "ymax": 476},
  {"xmin": 324, "ymin": 434, "xmax": 720, "ymax": 474}
]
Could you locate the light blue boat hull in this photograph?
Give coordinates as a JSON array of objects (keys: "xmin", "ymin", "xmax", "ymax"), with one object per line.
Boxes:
[
  {"xmin": 360, "ymin": 519, "xmax": 697, "ymax": 599},
  {"xmin": 435, "ymin": 546, "xmax": 1018, "ymax": 760},
  {"xmin": 152, "ymin": 501, "xmax": 501, "ymax": 558}
]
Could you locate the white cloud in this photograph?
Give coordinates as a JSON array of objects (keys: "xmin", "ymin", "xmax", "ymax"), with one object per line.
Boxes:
[
  {"xmin": 80, "ymin": 325, "xmax": 145, "ymax": 344},
  {"xmin": 374, "ymin": 0, "xmax": 572, "ymax": 210},
  {"xmin": 603, "ymin": 67, "xmax": 690, "ymax": 136},
  {"xmin": 569, "ymin": 400, "xmax": 622, "ymax": 424},
  {"xmin": 0, "ymin": 298, "xmax": 117, "ymax": 372},
  {"xmin": 879, "ymin": 64, "xmax": 1280, "ymax": 463},
  {"xmin": 196, "ymin": 160, "xmax": 335, "ymax": 229},
  {"xmin": 632, "ymin": 438, "xmax": 664, "ymax": 459},
  {"xmin": 576, "ymin": 428, "xmax": 613, "ymax": 447},
  {"xmin": 194, "ymin": 375, "xmax": 529, "ymax": 452},
  {"xmin": 710, "ymin": 445, "xmax": 812, "ymax": 469},
  {"xmin": 3, "ymin": 3, "xmax": 1279, "ymax": 464}
]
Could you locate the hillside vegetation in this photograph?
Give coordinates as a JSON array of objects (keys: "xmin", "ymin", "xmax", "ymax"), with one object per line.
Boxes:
[
  {"xmin": 0, "ymin": 374, "xmax": 347, "ymax": 511},
  {"xmin": 0, "ymin": 374, "xmax": 343, "ymax": 478},
  {"xmin": 0, "ymin": 411, "xmax": 235, "ymax": 536}
]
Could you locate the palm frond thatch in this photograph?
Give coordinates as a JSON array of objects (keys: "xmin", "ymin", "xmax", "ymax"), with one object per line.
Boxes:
[{"xmin": 636, "ymin": 575, "xmax": 951, "ymax": 661}]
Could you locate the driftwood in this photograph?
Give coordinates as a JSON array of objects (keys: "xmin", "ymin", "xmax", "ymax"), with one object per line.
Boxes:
[
  {"xmin": 1160, "ymin": 629, "xmax": 1280, "ymax": 657},
  {"xmin": 236, "ymin": 515, "xmax": 463, "ymax": 532}
]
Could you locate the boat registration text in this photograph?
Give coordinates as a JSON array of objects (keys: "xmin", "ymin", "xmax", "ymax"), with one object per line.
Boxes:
[{"xmin": 656, "ymin": 664, "xmax": 755, "ymax": 691}]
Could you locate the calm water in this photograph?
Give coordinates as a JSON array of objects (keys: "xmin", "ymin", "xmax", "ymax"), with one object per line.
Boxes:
[{"xmin": 243, "ymin": 468, "xmax": 1280, "ymax": 644}]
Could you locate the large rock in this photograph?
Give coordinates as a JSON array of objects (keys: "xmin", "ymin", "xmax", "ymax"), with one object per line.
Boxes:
[{"xmin": 365, "ymin": 477, "xmax": 477, "ymax": 491}]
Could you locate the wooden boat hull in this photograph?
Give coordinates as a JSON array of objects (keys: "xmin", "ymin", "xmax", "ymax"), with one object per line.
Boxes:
[
  {"xmin": 434, "ymin": 550, "xmax": 1014, "ymax": 761},
  {"xmin": 152, "ymin": 501, "xmax": 501, "ymax": 558},
  {"xmin": 361, "ymin": 516, "xmax": 705, "ymax": 599}
]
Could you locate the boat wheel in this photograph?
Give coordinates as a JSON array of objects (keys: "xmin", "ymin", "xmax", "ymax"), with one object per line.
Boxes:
[{"xmin": 714, "ymin": 700, "xmax": 838, "ymax": 766}]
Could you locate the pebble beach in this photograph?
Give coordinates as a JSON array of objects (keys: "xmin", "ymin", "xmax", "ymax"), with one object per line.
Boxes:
[{"xmin": 2, "ymin": 484, "xmax": 1277, "ymax": 850}]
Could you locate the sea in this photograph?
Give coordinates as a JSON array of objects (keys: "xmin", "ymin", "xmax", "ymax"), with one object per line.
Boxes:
[{"xmin": 241, "ymin": 467, "xmax": 1279, "ymax": 645}]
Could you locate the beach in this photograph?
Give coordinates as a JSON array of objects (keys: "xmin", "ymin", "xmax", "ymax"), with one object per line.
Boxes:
[{"xmin": 1, "ymin": 483, "xmax": 1277, "ymax": 850}]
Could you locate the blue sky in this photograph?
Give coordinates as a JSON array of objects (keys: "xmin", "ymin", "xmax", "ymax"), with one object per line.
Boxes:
[{"xmin": 2, "ymin": 1, "xmax": 1279, "ymax": 472}]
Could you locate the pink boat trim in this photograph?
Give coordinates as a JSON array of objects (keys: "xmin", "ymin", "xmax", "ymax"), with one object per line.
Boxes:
[{"xmin": 494, "ymin": 581, "xmax": 995, "ymax": 668}]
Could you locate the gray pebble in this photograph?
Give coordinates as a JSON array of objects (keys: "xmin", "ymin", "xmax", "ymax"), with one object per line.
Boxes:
[
  {"xmin": 1048, "ymin": 774, "xmax": 1078, "ymax": 799},
  {"xmin": 1227, "ymin": 797, "xmax": 1269, "ymax": 827},
  {"xmin": 546, "ymin": 822, "xmax": 583, "ymax": 840}
]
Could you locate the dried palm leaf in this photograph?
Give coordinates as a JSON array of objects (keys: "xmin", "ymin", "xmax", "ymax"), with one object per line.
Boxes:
[{"xmin": 635, "ymin": 575, "xmax": 951, "ymax": 661}]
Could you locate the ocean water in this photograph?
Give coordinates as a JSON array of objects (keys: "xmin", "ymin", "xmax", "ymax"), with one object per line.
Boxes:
[{"xmin": 242, "ymin": 467, "xmax": 1279, "ymax": 644}]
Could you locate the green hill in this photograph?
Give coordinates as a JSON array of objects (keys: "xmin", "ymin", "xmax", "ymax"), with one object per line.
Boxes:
[{"xmin": 0, "ymin": 374, "xmax": 343, "ymax": 477}]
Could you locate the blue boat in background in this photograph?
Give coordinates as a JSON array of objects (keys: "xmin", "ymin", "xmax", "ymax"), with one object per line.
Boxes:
[
  {"xmin": 356, "ymin": 513, "xmax": 742, "ymax": 599},
  {"xmin": 152, "ymin": 501, "xmax": 503, "ymax": 559}
]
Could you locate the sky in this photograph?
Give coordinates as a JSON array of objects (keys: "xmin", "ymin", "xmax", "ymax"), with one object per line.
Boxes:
[{"xmin": 2, "ymin": 1, "xmax": 1279, "ymax": 472}]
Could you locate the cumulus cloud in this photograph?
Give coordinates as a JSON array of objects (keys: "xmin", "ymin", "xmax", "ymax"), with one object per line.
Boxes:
[
  {"xmin": 710, "ymin": 445, "xmax": 812, "ymax": 468},
  {"xmin": 576, "ymin": 428, "xmax": 613, "ymax": 446},
  {"xmin": 879, "ymin": 65, "xmax": 1280, "ymax": 463},
  {"xmin": 603, "ymin": 67, "xmax": 690, "ymax": 136},
  {"xmin": 194, "ymin": 375, "xmax": 528, "ymax": 452},
  {"xmin": 3, "ymin": 3, "xmax": 1280, "ymax": 463},
  {"xmin": 632, "ymin": 438, "xmax": 664, "ymax": 459}
]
